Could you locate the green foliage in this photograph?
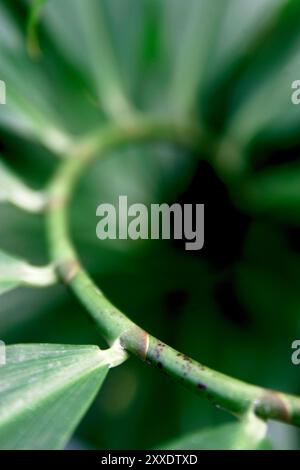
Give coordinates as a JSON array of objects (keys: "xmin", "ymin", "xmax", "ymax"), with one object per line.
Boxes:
[
  {"xmin": 161, "ymin": 415, "xmax": 272, "ymax": 450},
  {"xmin": 0, "ymin": 249, "xmax": 56, "ymax": 296},
  {"xmin": 0, "ymin": 159, "xmax": 46, "ymax": 212},
  {"xmin": 0, "ymin": 344, "xmax": 109, "ymax": 450},
  {"xmin": 0, "ymin": 0, "xmax": 300, "ymax": 451}
]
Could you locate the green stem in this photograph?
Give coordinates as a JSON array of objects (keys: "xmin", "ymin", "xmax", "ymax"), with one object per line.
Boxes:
[{"xmin": 46, "ymin": 117, "xmax": 300, "ymax": 427}]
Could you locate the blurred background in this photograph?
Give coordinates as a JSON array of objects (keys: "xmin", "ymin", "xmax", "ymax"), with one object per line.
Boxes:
[{"xmin": 1, "ymin": 0, "xmax": 300, "ymax": 449}]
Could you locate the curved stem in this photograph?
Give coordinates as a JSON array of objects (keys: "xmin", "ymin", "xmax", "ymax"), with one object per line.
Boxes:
[{"xmin": 46, "ymin": 117, "xmax": 300, "ymax": 427}]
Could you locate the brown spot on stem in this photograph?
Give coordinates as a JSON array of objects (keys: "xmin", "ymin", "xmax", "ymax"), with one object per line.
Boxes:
[
  {"xmin": 57, "ymin": 259, "xmax": 80, "ymax": 283},
  {"xmin": 154, "ymin": 341, "xmax": 166, "ymax": 361},
  {"xmin": 120, "ymin": 327, "xmax": 149, "ymax": 361},
  {"xmin": 256, "ymin": 390, "xmax": 290, "ymax": 422},
  {"xmin": 176, "ymin": 352, "xmax": 193, "ymax": 364},
  {"xmin": 175, "ymin": 352, "xmax": 195, "ymax": 378},
  {"xmin": 48, "ymin": 195, "xmax": 68, "ymax": 210},
  {"xmin": 176, "ymin": 351, "xmax": 206, "ymax": 372},
  {"xmin": 197, "ymin": 383, "xmax": 207, "ymax": 391}
]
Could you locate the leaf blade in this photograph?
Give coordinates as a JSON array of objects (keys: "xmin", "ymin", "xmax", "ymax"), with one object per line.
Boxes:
[
  {"xmin": 0, "ymin": 158, "xmax": 47, "ymax": 213},
  {"xmin": 0, "ymin": 249, "xmax": 56, "ymax": 296},
  {"xmin": 0, "ymin": 344, "xmax": 109, "ymax": 450},
  {"xmin": 160, "ymin": 414, "xmax": 271, "ymax": 450},
  {"xmin": 40, "ymin": 0, "xmax": 134, "ymax": 121}
]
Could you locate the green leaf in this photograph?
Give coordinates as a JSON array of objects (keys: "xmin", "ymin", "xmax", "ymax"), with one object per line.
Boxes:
[
  {"xmin": 167, "ymin": 0, "xmax": 228, "ymax": 118},
  {"xmin": 0, "ymin": 4, "xmax": 73, "ymax": 153},
  {"xmin": 209, "ymin": 0, "xmax": 284, "ymax": 77},
  {"xmin": 0, "ymin": 158, "xmax": 47, "ymax": 212},
  {"xmin": 0, "ymin": 344, "xmax": 110, "ymax": 450},
  {"xmin": 235, "ymin": 222, "xmax": 300, "ymax": 332},
  {"xmin": 41, "ymin": 0, "xmax": 134, "ymax": 120},
  {"xmin": 0, "ymin": 249, "xmax": 56, "ymax": 296},
  {"xmin": 27, "ymin": 0, "xmax": 47, "ymax": 57},
  {"xmin": 224, "ymin": 0, "xmax": 300, "ymax": 148},
  {"xmin": 236, "ymin": 162, "xmax": 300, "ymax": 223},
  {"xmin": 160, "ymin": 414, "xmax": 271, "ymax": 450}
]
